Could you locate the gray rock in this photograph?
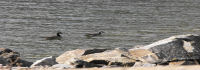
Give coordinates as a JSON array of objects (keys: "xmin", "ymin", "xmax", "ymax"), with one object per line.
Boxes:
[
  {"xmin": 136, "ymin": 34, "xmax": 200, "ymax": 64},
  {"xmin": 30, "ymin": 56, "xmax": 57, "ymax": 67}
]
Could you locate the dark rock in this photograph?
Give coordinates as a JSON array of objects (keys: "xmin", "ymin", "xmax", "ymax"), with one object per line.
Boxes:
[
  {"xmin": 135, "ymin": 34, "xmax": 200, "ymax": 64},
  {"xmin": 74, "ymin": 60, "xmax": 102, "ymax": 68},
  {"xmin": 63, "ymin": 58, "xmax": 103, "ymax": 68},
  {"xmin": 0, "ymin": 48, "xmax": 21, "ymax": 66},
  {"xmin": 0, "ymin": 56, "xmax": 9, "ymax": 66},
  {"xmin": 82, "ymin": 48, "xmax": 108, "ymax": 55},
  {"xmin": 0, "ymin": 48, "xmax": 33, "ymax": 67},
  {"xmin": 89, "ymin": 60, "xmax": 109, "ymax": 65},
  {"xmin": 16, "ymin": 59, "xmax": 33, "ymax": 67},
  {"xmin": 0, "ymin": 48, "xmax": 13, "ymax": 55}
]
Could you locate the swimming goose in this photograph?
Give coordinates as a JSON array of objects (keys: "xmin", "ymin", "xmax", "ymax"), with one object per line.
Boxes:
[
  {"xmin": 85, "ymin": 31, "xmax": 105, "ymax": 38},
  {"xmin": 42, "ymin": 32, "xmax": 63, "ymax": 40}
]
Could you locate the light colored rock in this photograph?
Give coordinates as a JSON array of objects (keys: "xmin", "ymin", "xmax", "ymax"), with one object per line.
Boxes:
[
  {"xmin": 169, "ymin": 61, "xmax": 186, "ymax": 66},
  {"xmin": 80, "ymin": 48, "xmax": 136, "ymax": 66},
  {"xmin": 129, "ymin": 49, "xmax": 158, "ymax": 63},
  {"xmin": 182, "ymin": 40, "xmax": 194, "ymax": 52},
  {"xmin": 52, "ymin": 64, "xmax": 73, "ymax": 69},
  {"xmin": 56, "ymin": 49, "xmax": 85, "ymax": 64},
  {"xmin": 133, "ymin": 62, "xmax": 156, "ymax": 67},
  {"xmin": 30, "ymin": 56, "xmax": 57, "ymax": 67},
  {"xmin": 56, "ymin": 49, "xmax": 108, "ymax": 64},
  {"xmin": 56, "ymin": 48, "xmax": 136, "ymax": 68},
  {"xmin": 64, "ymin": 58, "xmax": 79, "ymax": 65}
]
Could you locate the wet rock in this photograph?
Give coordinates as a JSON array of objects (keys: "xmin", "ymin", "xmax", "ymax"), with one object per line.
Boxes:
[
  {"xmin": 134, "ymin": 34, "xmax": 200, "ymax": 64},
  {"xmin": 56, "ymin": 48, "xmax": 108, "ymax": 64},
  {"xmin": 30, "ymin": 56, "xmax": 57, "ymax": 67}
]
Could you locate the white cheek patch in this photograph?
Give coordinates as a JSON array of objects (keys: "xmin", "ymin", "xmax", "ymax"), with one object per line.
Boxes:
[{"xmin": 183, "ymin": 40, "xmax": 194, "ymax": 53}]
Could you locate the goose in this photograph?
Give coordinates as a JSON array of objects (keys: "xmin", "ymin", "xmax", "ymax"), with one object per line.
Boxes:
[
  {"xmin": 85, "ymin": 31, "xmax": 104, "ymax": 38},
  {"xmin": 42, "ymin": 32, "xmax": 63, "ymax": 40}
]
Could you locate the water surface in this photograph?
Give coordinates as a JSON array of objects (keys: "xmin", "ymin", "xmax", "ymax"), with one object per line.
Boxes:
[{"xmin": 0, "ymin": 0, "xmax": 200, "ymax": 61}]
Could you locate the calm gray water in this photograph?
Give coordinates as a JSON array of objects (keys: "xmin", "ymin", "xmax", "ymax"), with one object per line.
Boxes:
[{"xmin": 1, "ymin": 0, "xmax": 200, "ymax": 61}]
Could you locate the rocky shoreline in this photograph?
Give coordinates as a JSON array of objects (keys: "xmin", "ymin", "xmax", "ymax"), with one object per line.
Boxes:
[{"xmin": 1, "ymin": 34, "xmax": 200, "ymax": 70}]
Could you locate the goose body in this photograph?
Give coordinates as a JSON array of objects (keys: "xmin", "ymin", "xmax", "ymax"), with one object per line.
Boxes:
[
  {"xmin": 85, "ymin": 31, "xmax": 104, "ymax": 38},
  {"xmin": 42, "ymin": 32, "xmax": 63, "ymax": 40}
]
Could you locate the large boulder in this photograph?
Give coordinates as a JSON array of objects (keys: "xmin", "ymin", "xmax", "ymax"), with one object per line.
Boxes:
[
  {"xmin": 57, "ymin": 58, "xmax": 102, "ymax": 68},
  {"xmin": 131, "ymin": 34, "xmax": 200, "ymax": 64},
  {"xmin": 79, "ymin": 48, "xmax": 136, "ymax": 67},
  {"xmin": 56, "ymin": 49, "xmax": 85, "ymax": 64},
  {"xmin": 56, "ymin": 48, "xmax": 108, "ymax": 64},
  {"xmin": 56, "ymin": 48, "xmax": 136, "ymax": 68},
  {"xmin": 129, "ymin": 49, "xmax": 158, "ymax": 64}
]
